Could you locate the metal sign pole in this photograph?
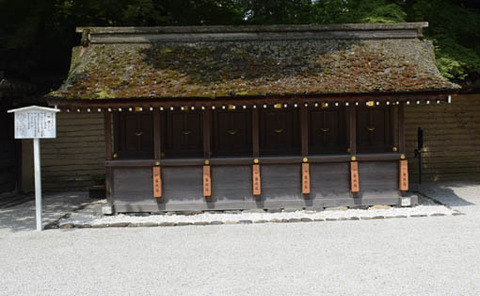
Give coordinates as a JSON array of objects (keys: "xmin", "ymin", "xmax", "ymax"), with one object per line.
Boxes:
[{"xmin": 33, "ymin": 138, "xmax": 42, "ymax": 231}]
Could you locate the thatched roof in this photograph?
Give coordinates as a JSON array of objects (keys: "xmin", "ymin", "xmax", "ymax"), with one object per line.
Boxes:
[{"xmin": 48, "ymin": 23, "xmax": 459, "ymax": 100}]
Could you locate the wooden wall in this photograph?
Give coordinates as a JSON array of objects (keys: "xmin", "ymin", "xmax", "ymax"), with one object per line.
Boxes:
[
  {"xmin": 37, "ymin": 93, "xmax": 480, "ymax": 191},
  {"xmin": 405, "ymin": 94, "xmax": 480, "ymax": 182},
  {"xmin": 40, "ymin": 112, "xmax": 106, "ymax": 191}
]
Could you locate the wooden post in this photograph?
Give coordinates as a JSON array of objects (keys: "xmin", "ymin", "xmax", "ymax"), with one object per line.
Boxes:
[
  {"xmin": 252, "ymin": 108, "xmax": 260, "ymax": 158},
  {"xmin": 153, "ymin": 109, "xmax": 161, "ymax": 160},
  {"xmin": 392, "ymin": 104, "xmax": 399, "ymax": 151},
  {"xmin": 104, "ymin": 112, "xmax": 114, "ymax": 205},
  {"xmin": 349, "ymin": 104, "xmax": 357, "ymax": 155},
  {"xmin": 203, "ymin": 109, "xmax": 212, "ymax": 159},
  {"xmin": 398, "ymin": 102, "xmax": 405, "ymax": 154},
  {"xmin": 300, "ymin": 106, "xmax": 308, "ymax": 157}
]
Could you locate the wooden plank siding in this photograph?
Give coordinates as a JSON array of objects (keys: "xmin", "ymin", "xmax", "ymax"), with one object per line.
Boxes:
[
  {"xmin": 40, "ymin": 112, "xmax": 106, "ymax": 191},
  {"xmin": 405, "ymin": 94, "xmax": 480, "ymax": 182}
]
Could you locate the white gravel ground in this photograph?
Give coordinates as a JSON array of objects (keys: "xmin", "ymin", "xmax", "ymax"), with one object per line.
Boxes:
[{"xmin": 1, "ymin": 184, "xmax": 479, "ymax": 296}]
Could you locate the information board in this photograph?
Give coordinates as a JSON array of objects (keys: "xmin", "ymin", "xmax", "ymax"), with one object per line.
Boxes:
[{"xmin": 13, "ymin": 110, "xmax": 57, "ymax": 139}]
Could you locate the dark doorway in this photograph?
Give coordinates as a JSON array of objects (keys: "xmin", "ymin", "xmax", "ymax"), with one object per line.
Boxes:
[
  {"xmin": 114, "ymin": 112, "xmax": 154, "ymax": 159},
  {"xmin": 260, "ymin": 108, "xmax": 300, "ymax": 156}
]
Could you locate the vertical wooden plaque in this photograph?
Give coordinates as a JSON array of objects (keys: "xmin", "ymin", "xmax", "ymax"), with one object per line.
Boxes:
[
  {"xmin": 302, "ymin": 163, "xmax": 310, "ymax": 195},
  {"xmin": 153, "ymin": 167, "xmax": 162, "ymax": 199},
  {"xmin": 252, "ymin": 164, "xmax": 261, "ymax": 196},
  {"xmin": 350, "ymin": 161, "xmax": 359, "ymax": 193},
  {"xmin": 399, "ymin": 160, "xmax": 409, "ymax": 191},
  {"xmin": 203, "ymin": 165, "xmax": 211, "ymax": 197}
]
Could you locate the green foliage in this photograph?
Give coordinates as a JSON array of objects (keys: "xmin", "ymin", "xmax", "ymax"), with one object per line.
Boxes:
[{"xmin": 1, "ymin": 0, "xmax": 479, "ymax": 89}]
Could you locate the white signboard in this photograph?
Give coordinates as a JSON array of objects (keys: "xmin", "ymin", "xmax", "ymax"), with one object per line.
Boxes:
[
  {"xmin": 14, "ymin": 111, "xmax": 56, "ymax": 139},
  {"xmin": 8, "ymin": 106, "xmax": 59, "ymax": 139},
  {"xmin": 7, "ymin": 105, "xmax": 60, "ymax": 231}
]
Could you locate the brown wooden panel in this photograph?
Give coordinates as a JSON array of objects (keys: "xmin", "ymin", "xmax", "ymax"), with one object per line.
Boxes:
[
  {"xmin": 212, "ymin": 166, "xmax": 252, "ymax": 201},
  {"xmin": 153, "ymin": 167, "xmax": 162, "ymax": 199},
  {"xmin": 309, "ymin": 108, "xmax": 347, "ymax": 154},
  {"xmin": 357, "ymin": 106, "xmax": 393, "ymax": 153},
  {"xmin": 399, "ymin": 160, "xmax": 408, "ymax": 191},
  {"xmin": 115, "ymin": 113, "xmax": 154, "ymax": 159},
  {"xmin": 112, "ymin": 167, "xmax": 159, "ymax": 212},
  {"xmin": 310, "ymin": 163, "xmax": 350, "ymax": 199},
  {"xmin": 260, "ymin": 109, "xmax": 300, "ymax": 156},
  {"xmin": 261, "ymin": 164, "xmax": 301, "ymax": 199},
  {"xmin": 162, "ymin": 167, "xmax": 203, "ymax": 202},
  {"xmin": 164, "ymin": 111, "xmax": 203, "ymax": 158},
  {"xmin": 203, "ymin": 165, "xmax": 211, "ymax": 197},
  {"xmin": 302, "ymin": 163, "xmax": 310, "ymax": 195},
  {"xmin": 350, "ymin": 161, "xmax": 359, "ymax": 193},
  {"xmin": 358, "ymin": 162, "xmax": 398, "ymax": 196},
  {"xmin": 213, "ymin": 110, "xmax": 252, "ymax": 156},
  {"xmin": 252, "ymin": 164, "xmax": 261, "ymax": 196}
]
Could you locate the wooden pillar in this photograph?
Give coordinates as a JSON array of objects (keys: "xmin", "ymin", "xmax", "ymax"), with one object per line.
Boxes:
[
  {"xmin": 398, "ymin": 102, "xmax": 405, "ymax": 154},
  {"xmin": 203, "ymin": 109, "xmax": 212, "ymax": 200},
  {"xmin": 252, "ymin": 107, "xmax": 260, "ymax": 158},
  {"xmin": 300, "ymin": 106, "xmax": 309, "ymax": 157},
  {"xmin": 153, "ymin": 109, "xmax": 162, "ymax": 200},
  {"xmin": 349, "ymin": 104, "xmax": 357, "ymax": 155},
  {"xmin": 104, "ymin": 112, "xmax": 113, "ymax": 205},
  {"xmin": 392, "ymin": 104, "xmax": 399, "ymax": 151},
  {"xmin": 153, "ymin": 109, "xmax": 161, "ymax": 160},
  {"xmin": 252, "ymin": 108, "xmax": 261, "ymax": 198},
  {"xmin": 349, "ymin": 104, "xmax": 359, "ymax": 195},
  {"xmin": 203, "ymin": 109, "xmax": 212, "ymax": 159}
]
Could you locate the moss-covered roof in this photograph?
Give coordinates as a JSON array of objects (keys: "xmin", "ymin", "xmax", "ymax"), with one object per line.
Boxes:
[{"xmin": 49, "ymin": 23, "xmax": 459, "ymax": 100}]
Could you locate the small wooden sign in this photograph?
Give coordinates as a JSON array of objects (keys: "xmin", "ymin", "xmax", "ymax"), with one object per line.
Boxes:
[
  {"xmin": 153, "ymin": 167, "xmax": 162, "ymax": 199},
  {"xmin": 302, "ymin": 163, "xmax": 310, "ymax": 195},
  {"xmin": 252, "ymin": 164, "xmax": 261, "ymax": 196},
  {"xmin": 350, "ymin": 161, "xmax": 360, "ymax": 193},
  {"xmin": 203, "ymin": 166, "xmax": 211, "ymax": 197},
  {"xmin": 399, "ymin": 160, "xmax": 409, "ymax": 191}
]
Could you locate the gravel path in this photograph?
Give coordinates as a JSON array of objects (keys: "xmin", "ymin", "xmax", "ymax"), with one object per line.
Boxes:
[{"xmin": 1, "ymin": 184, "xmax": 479, "ymax": 296}]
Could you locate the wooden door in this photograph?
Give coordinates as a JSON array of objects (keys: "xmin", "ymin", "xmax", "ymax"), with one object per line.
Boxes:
[
  {"xmin": 164, "ymin": 111, "xmax": 203, "ymax": 158},
  {"xmin": 357, "ymin": 106, "xmax": 392, "ymax": 153},
  {"xmin": 260, "ymin": 109, "xmax": 300, "ymax": 156},
  {"xmin": 213, "ymin": 110, "xmax": 252, "ymax": 156},
  {"xmin": 309, "ymin": 108, "xmax": 347, "ymax": 154},
  {"xmin": 115, "ymin": 113, "xmax": 154, "ymax": 159}
]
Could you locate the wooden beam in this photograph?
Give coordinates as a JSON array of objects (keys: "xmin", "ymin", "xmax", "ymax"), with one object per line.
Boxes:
[
  {"xmin": 300, "ymin": 106, "xmax": 308, "ymax": 157},
  {"xmin": 252, "ymin": 108, "xmax": 260, "ymax": 158},
  {"xmin": 398, "ymin": 102, "xmax": 405, "ymax": 154},
  {"xmin": 349, "ymin": 104, "xmax": 357, "ymax": 155},
  {"xmin": 203, "ymin": 109, "xmax": 212, "ymax": 159},
  {"xmin": 153, "ymin": 109, "xmax": 161, "ymax": 159}
]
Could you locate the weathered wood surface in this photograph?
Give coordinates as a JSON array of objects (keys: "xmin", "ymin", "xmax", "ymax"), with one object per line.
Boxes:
[
  {"xmin": 405, "ymin": 94, "xmax": 480, "ymax": 182},
  {"xmin": 40, "ymin": 112, "xmax": 106, "ymax": 191},
  {"xmin": 111, "ymin": 163, "xmax": 402, "ymax": 212}
]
